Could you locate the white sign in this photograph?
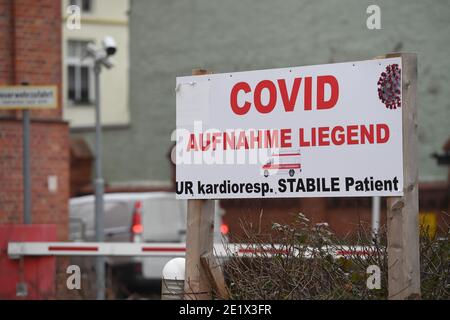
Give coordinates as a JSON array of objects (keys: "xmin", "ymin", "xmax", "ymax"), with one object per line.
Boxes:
[
  {"xmin": 0, "ymin": 85, "xmax": 57, "ymax": 109},
  {"xmin": 175, "ymin": 58, "xmax": 403, "ymax": 199}
]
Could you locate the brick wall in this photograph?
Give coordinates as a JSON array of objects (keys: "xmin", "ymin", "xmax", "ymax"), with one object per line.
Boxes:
[
  {"xmin": 221, "ymin": 186, "xmax": 449, "ymax": 240},
  {"xmin": 0, "ymin": 1, "xmax": 14, "ymax": 84},
  {"xmin": 0, "ymin": 0, "xmax": 69, "ymax": 240},
  {"xmin": 0, "ymin": 0, "xmax": 62, "ymax": 119}
]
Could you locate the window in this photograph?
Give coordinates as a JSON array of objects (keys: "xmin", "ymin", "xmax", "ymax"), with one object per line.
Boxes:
[
  {"xmin": 69, "ymin": 0, "xmax": 92, "ymax": 13},
  {"xmin": 67, "ymin": 40, "xmax": 95, "ymax": 105}
]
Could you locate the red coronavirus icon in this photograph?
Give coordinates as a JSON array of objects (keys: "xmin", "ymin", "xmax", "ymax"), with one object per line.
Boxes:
[{"xmin": 377, "ymin": 64, "xmax": 401, "ymax": 109}]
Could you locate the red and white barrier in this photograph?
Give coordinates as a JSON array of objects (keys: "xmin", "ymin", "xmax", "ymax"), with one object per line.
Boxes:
[
  {"xmin": 8, "ymin": 241, "xmax": 379, "ymax": 259},
  {"xmin": 7, "ymin": 242, "xmax": 187, "ymax": 259}
]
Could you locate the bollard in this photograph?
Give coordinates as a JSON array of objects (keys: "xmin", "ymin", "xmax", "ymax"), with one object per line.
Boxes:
[{"xmin": 161, "ymin": 258, "xmax": 185, "ymax": 300}]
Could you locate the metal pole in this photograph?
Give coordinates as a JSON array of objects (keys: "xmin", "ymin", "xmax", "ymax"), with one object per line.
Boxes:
[
  {"xmin": 94, "ymin": 62, "xmax": 105, "ymax": 300},
  {"xmin": 371, "ymin": 196, "xmax": 381, "ymax": 241},
  {"xmin": 23, "ymin": 109, "xmax": 31, "ymax": 224}
]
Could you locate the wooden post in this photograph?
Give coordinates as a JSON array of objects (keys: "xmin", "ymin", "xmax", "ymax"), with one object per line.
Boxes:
[
  {"xmin": 184, "ymin": 69, "xmax": 215, "ymax": 300},
  {"xmin": 184, "ymin": 199, "xmax": 215, "ymax": 299},
  {"xmin": 201, "ymin": 252, "xmax": 230, "ymax": 300},
  {"xmin": 386, "ymin": 53, "xmax": 421, "ymax": 299}
]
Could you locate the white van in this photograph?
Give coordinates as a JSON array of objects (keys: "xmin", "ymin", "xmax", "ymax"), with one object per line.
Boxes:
[{"xmin": 69, "ymin": 192, "xmax": 227, "ymax": 296}]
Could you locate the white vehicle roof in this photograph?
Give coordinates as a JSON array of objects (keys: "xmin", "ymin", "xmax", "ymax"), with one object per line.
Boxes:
[{"xmin": 70, "ymin": 191, "xmax": 176, "ymax": 205}]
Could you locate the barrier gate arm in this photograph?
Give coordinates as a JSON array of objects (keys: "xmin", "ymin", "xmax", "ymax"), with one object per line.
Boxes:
[
  {"xmin": 7, "ymin": 242, "xmax": 378, "ymax": 259},
  {"xmin": 7, "ymin": 242, "xmax": 188, "ymax": 259}
]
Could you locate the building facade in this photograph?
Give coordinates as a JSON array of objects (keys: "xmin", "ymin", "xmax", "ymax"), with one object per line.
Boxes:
[
  {"xmin": 62, "ymin": 0, "xmax": 130, "ymax": 129},
  {"xmin": 74, "ymin": 0, "xmax": 449, "ymax": 187},
  {"xmin": 0, "ymin": 0, "xmax": 69, "ymax": 241},
  {"xmin": 68, "ymin": 0, "xmax": 449, "ymax": 234}
]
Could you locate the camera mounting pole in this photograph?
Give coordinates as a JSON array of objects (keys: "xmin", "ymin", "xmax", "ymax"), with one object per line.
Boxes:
[
  {"xmin": 93, "ymin": 61, "xmax": 105, "ymax": 301},
  {"xmin": 84, "ymin": 36, "xmax": 117, "ymax": 300}
]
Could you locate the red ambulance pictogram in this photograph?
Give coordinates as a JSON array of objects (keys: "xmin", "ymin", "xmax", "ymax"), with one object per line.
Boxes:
[{"xmin": 262, "ymin": 150, "xmax": 302, "ymax": 177}]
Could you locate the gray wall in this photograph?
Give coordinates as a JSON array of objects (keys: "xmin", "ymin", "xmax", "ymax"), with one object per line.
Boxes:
[{"xmin": 76, "ymin": 0, "xmax": 450, "ymax": 184}]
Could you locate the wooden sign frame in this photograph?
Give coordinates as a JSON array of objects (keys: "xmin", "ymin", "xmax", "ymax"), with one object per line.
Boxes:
[
  {"xmin": 183, "ymin": 53, "xmax": 420, "ymax": 300},
  {"xmin": 385, "ymin": 52, "xmax": 420, "ymax": 299}
]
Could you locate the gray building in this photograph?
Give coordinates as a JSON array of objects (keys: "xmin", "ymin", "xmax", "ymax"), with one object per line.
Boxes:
[{"xmin": 74, "ymin": 0, "xmax": 450, "ymax": 187}]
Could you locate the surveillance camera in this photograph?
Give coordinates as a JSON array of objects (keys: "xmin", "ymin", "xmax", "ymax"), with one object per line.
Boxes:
[{"xmin": 102, "ymin": 36, "xmax": 117, "ymax": 56}]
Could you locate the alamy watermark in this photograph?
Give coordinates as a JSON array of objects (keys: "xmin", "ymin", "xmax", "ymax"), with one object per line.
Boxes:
[
  {"xmin": 66, "ymin": 265, "xmax": 81, "ymax": 290},
  {"xmin": 66, "ymin": 5, "xmax": 81, "ymax": 30},
  {"xmin": 366, "ymin": 5, "xmax": 381, "ymax": 30},
  {"xmin": 366, "ymin": 264, "xmax": 381, "ymax": 290}
]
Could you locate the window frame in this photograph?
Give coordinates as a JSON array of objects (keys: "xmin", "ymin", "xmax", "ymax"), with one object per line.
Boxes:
[
  {"xmin": 69, "ymin": 0, "xmax": 94, "ymax": 13},
  {"xmin": 66, "ymin": 40, "xmax": 96, "ymax": 107}
]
